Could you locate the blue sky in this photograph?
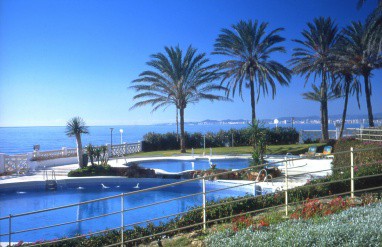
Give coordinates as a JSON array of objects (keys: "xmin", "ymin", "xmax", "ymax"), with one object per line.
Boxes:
[{"xmin": 0, "ymin": 0, "xmax": 381, "ymax": 127}]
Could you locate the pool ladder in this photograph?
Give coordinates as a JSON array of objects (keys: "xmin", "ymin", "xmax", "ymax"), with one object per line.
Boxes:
[{"xmin": 43, "ymin": 170, "xmax": 57, "ymax": 191}]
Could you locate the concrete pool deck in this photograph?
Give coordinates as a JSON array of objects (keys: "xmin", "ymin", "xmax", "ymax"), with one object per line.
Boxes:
[{"xmin": 0, "ymin": 154, "xmax": 332, "ymax": 191}]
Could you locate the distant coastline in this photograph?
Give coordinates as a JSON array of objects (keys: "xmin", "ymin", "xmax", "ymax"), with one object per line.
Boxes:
[{"xmin": 0, "ymin": 123, "xmax": 366, "ymax": 155}]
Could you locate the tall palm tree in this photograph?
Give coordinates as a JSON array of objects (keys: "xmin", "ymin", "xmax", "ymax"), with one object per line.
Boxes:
[
  {"xmin": 66, "ymin": 117, "xmax": 89, "ymax": 168},
  {"xmin": 332, "ymin": 36, "xmax": 362, "ymax": 138},
  {"xmin": 130, "ymin": 45, "xmax": 228, "ymax": 153},
  {"xmin": 341, "ymin": 20, "xmax": 382, "ymax": 127},
  {"xmin": 290, "ymin": 17, "xmax": 339, "ymax": 141},
  {"xmin": 213, "ymin": 20, "xmax": 291, "ymax": 122},
  {"xmin": 336, "ymin": 74, "xmax": 362, "ymax": 138}
]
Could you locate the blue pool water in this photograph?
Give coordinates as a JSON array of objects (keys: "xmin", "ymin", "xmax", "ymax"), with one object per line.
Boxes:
[
  {"xmin": 137, "ymin": 158, "xmax": 251, "ymax": 172},
  {"xmin": 0, "ymin": 179, "xmax": 253, "ymax": 242}
]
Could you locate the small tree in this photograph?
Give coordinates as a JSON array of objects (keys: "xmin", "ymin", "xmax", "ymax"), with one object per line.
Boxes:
[
  {"xmin": 249, "ymin": 120, "xmax": 267, "ymax": 166},
  {"xmin": 100, "ymin": 145, "xmax": 109, "ymax": 166},
  {"xmin": 86, "ymin": 144, "xmax": 95, "ymax": 166},
  {"xmin": 66, "ymin": 117, "xmax": 89, "ymax": 168}
]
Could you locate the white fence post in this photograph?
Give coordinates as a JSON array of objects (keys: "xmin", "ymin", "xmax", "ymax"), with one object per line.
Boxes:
[
  {"xmin": 202, "ymin": 178, "xmax": 207, "ymax": 231},
  {"xmin": 299, "ymin": 130, "xmax": 303, "ymax": 144},
  {"xmin": 0, "ymin": 153, "xmax": 5, "ymax": 173},
  {"xmin": 106, "ymin": 144, "xmax": 112, "ymax": 157},
  {"xmin": 62, "ymin": 147, "xmax": 68, "ymax": 156},
  {"xmin": 26, "ymin": 152, "xmax": 34, "ymax": 171},
  {"xmin": 121, "ymin": 193, "xmax": 124, "ymax": 247},
  {"xmin": 9, "ymin": 214, "xmax": 12, "ymax": 247},
  {"xmin": 124, "ymin": 142, "xmax": 128, "ymax": 155},
  {"xmin": 33, "ymin": 150, "xmax": 39, "ymax": 159},
  {"xmin": 350, "ymin": 147, "xmax": 354, "ymax": 198},
  {"xmin": 285, "ymin": 162, "xmax": 289, "ymax": 216}
]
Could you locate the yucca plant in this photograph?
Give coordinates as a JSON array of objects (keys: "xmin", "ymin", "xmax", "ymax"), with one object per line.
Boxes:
[
  {"xmin": 65, "ymin": 117, "xmax": 89, "ymax": 168},
  {"xmin": 86, "ymin": 144, "xmax": 95, "ymax": 166}
]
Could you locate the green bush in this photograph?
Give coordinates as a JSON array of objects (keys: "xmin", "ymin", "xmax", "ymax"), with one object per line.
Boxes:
[
  {"xmin": 67, "ymin": 164, "xmax": 155, "ymax": 178},
  {"xmin": 68, "ymin": 164, "xmax": 113, "ymax": 176},
  {"xmin": 141, "ymin": 127, "xmax": 299, "ymax": 151}
]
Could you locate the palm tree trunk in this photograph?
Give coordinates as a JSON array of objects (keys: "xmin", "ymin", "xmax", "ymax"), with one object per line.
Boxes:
[
  {"xmin": 249, "ymin": 77, "xmax": 256, "ymax": 123},
  {"xmin": 76, "ymin": 134, "xmax": 83, "ymax": 168},
  {"xmin": 339, "ymin": 79, "xmax": 350, "ymax": 138},
  {"xmin": 320, "ymin": 74, "xmax": 329, "ymax": 141},
  {"xmin": 364, "ymin": 73, "xmax": 374, "ymax": 127},
  {"xmin": 180, "ymin": 107, "xmax": 186, "ymax": 153},
  {"xmin": 176, "ymin": 108, "xmax": 179, "ymax": 142}
]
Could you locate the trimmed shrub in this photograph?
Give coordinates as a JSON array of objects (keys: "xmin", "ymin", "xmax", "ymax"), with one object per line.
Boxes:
[
  {"xmin": 67, "ymin": 164, "xmax": 155, "ymax": 178},
  {"xmin": 141, "ymin": 127, "xmax": 299, "ymax": 151}
]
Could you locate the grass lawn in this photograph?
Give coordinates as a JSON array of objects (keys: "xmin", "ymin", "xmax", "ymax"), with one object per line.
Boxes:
[{"xmin": 125, "ymin": 143, "xmax": 326, "ymax": 158}]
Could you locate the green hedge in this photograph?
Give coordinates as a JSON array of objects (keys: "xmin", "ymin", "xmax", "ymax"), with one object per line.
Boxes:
[
  {"xmin": 67, "ymin": 164, "xmax": 155, "ymax": 178},
  {"xmin": 142, "ymin": 127, "xmax": 299, "ymax": 151}
]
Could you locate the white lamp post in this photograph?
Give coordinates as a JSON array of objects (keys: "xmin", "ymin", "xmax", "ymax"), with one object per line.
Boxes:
[
  {"xmin": 274, "ymin": 119, "xmax": 279, "ymax": 129},
  {"xmin": 119, "ymin": 129, "xmax": 124, "ymax": 144}
]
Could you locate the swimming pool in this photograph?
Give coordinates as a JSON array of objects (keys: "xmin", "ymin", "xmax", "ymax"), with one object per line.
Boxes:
[
  {"xmin": 0, "ymin": 178, "xmax": 255, "ymax": 242},
  {"xmin": 136, "ymin": 158, "xmax": 251, "ymax": 173}
]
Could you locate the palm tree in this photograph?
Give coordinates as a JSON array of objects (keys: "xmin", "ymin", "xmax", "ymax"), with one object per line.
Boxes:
[
  {"xmin": 66, "ymin": 117, "xmax": 89, "ymax": 168},
  {"xmin": 302, "ymin": 84, "xmax": 340, "ymax": 108},
  {"xmin": 130, "ymin": 45, "xmax": 228, "ymax": 153},
  {"xmin": 341, "ymin": 20, "xmax": 382, "ymax": 127},
  {"xmin": 332, "ymin": 36, "xmax": 362, "ymax": 138},
  {"xmin": 290, "ymin": 17, "xmax": 339, "ymax": 141},
  {"xmin": 336, "ymin": 74, "xmax": 362, "ymax": 138},
  {"xmin": 213, "ymin": 20, "xmax": 291, "ymax": 122}
]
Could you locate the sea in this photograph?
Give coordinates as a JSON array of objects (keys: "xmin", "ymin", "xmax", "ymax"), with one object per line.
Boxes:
[{"xmin": 0, "ymin": 123, "xmax": 363, "ymax": 155}]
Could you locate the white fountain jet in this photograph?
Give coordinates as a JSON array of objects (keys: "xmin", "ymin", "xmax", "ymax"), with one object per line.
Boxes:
[{"xmin": 101, "ymin": 183, "xmax": 110, "ymax": 189}]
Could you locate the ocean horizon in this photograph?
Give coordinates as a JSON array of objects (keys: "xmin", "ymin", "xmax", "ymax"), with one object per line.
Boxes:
[{"xmin": 0, "ymin": 123, "xmax": 362, "ymax": 154}]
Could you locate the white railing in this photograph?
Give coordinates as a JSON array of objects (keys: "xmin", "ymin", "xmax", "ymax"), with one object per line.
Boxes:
[
  {"xmin": 110, "ymin": 142, "xmax": 142, "ymax": 157},
  {"xmin": 299, "ymin": 128, "xmax": 358, "ymax": 143},
  {"xmin": 355, "ymin": 127, "xmax": 382, "ymax": 142},
  {"xmin": 0, "ymin": 146, "xmax": 381, "ymax": 246},
  {"xmin": 0, "ymin": 142, "xmax": 142, "ymax": 174},
  {"xmin": 2, "ymin": 154, "xmax": 28, "ymax": 174}
]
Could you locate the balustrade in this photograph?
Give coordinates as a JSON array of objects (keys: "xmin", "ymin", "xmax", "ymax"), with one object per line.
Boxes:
[{"xmin": 1, "ymin": 142, "xmax": 142, "ymax": 174}]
